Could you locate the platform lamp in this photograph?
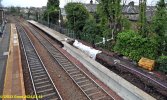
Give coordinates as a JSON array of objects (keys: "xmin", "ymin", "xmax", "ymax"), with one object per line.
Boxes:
[
  {"xmin": 58, "ymin": 9, "xmax": 61, "ymax": 27},
  {"xmin": 47, "ymin": 12, "xmax": 49, "ymax": 27}
]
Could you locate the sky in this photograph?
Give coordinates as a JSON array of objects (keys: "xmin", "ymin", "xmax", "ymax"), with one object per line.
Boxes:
[{"xmin": 1, "ymin": 0, "xmax": 160, "ymax": 8}]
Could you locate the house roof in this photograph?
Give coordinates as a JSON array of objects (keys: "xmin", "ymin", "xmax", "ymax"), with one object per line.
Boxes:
[
  {"xmin": 84, "ymin": 4, "xmax": 97, "ymax": 12},
  {"xmin": 61, "ymin": 3, "xmax": 156, "ymax": 22},
  {"xmin": 122, "ymin": 5, "xmax": 139, "ymax": 14}
]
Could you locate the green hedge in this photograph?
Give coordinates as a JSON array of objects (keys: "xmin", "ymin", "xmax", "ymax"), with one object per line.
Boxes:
[
  {"xmin": 157, "ymin": 56, "xmax": 167, "ymax": 73},
  {"xmin": 114, "ymin": 30, "xmax": 158, "ymax": 61}
]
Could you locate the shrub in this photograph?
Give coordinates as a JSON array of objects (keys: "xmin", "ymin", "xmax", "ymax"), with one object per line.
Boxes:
[
  {"xmin": 157, "ymin": 56, "xmax": 167, "ymax": 73},
  {"xmin": 114, "ymin": 30, "xmax": 158, "ymax": 61}
]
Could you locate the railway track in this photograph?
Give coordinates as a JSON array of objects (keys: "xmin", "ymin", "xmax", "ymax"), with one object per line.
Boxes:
[
  {"xmin": 97, "ymin": 53, "xmax": 167, "ymax": 96},
  {"xmin": 26, "ymin": 19, "xmax": 167, "ymax": 99},
  {"xmin": 25, "ymin": 23, "xmax": 115, "ymax": 100},
  {"xmin": 16, "ymin": 24, "xmax": 62, "ymax": 100}
]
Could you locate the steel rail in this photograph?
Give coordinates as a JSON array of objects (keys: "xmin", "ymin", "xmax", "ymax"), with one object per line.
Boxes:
[
  {"xmin": 17, "ymin": 24, "xmax": 62, "ymax": 100},
  {"xmin": 27, "ymin": 24, "xmax": 115, "ymax": 100}
]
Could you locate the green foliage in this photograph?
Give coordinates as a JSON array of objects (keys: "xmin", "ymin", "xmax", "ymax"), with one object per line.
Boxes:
[
  {"xmin": 97, "ymin": 0, "xmax": 122, "ymax": 38},
  {"xmin": 82, "ymin": 17, "xmax": 101, "ymax": 43},
  {"xmin": 121, "ymin": 17, "xmax": 131, "ymax": 31},
  {"xmin": 157, "ymin": 56, "xmax": 167, "ymax": 73},
  {"xmin": 114, "ymin": 30, "xmax": 158, "ymax": 61},
  {"xmin": 47, "ymin": 0, "xmax": 59, "ymax": 9},
  {"xmin": 43, "ymin": 0, "xmax": 60, "ymax": 23},
  {"xmin": 83, "ymin": 18, "xmax": 100, "ymax": 36},
  {"xmin": 152, "ymin": 0, "xmax": 167, "ymax": 37},
  {"xmin": 10, "ymin": 6, "xmax": 20, "ymax": 15},
  {"xmin": 10, "ymin": 6, "xmax": 17, "ymax": 13},
  {"xmin": 138, "ymin": 0, "xmax": 147, "ymax": 37},
  {"xmin": 27, "ymin": 9, "xmax": 31, "ymax": 19},
  {"xmin": 152, "ymin": 0, "xmax": 167, "ymax": 55},
  {"xmin": 65, "ymin": 3, "xmax": 89, "ymax": 39}
]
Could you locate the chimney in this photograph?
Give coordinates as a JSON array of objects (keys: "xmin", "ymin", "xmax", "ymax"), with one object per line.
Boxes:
[
  {"xmin": 90, "ymin": 0, "xmax": 93, "ymax": 5},
  {"xmin": 129, "ymin": 1, "xmax": 135, "ymax": 7}
]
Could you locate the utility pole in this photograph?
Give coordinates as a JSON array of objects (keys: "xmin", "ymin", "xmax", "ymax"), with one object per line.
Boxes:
[
  {"xmin": 47, "ymin": 12, "xmax": 49, "ymax": 27},
  {"xmin": 73, "ymin": 11, "xmax": 75, "ymax": 30},
  {"xmin": 73, "ymin": 11, "xmax": 76, "ymax": 38},
  {"xmin": 59, "ymin": 9, "xmax": 61, "ymax": 27},
  {"xmin": 58, "ymin": 9, "xmax": 61, "ymax": 33}
]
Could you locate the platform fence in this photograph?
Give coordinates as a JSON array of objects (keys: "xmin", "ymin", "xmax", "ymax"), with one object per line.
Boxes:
[{"xmin": 37, "ymin": 20, "xmax": 113, "ymax": 50}]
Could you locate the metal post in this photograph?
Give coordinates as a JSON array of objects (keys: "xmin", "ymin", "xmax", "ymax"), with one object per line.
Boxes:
[
  {"xmin": 59, "ymin": 9, "xmax": 61, "ymax": 27},
  {"xmin": 58, "ymin": 9, "xmax": 61, "ymax": 33},
  {"xmin": 47, "ymin": 12, "xmax": 49, "ymax": 27}
]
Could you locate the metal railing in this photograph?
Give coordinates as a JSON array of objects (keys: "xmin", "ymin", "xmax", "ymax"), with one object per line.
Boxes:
[{"xmin": 36, "ymin": 19, "xmax": 113, "ymax": 50}]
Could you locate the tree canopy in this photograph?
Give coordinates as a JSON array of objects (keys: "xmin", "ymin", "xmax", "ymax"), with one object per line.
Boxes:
[
  {"xmin": 47, "ymin": 0, "xmax": 59, "ymax": 9},
  {"xmin": 138, "ymin": 0, "xmax": 147, "ymax": 37},
  {"xmin": 43, "ymin": 0, "xmax": 60, "ymax": 24},
  {"xmin": 65, "ymin": 3, "xmax": 89, "ymax": 39},
  {"xmin": 152, "ymin": 0, "xmax": 167, "ymax": 55},
  {"xmin": 97, "ymin": 0, "xmax": 122, "ymax": 39}
]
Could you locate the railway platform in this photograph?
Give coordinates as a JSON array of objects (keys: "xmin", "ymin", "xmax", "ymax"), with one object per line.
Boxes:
[
  {"xmin": 28, "ymin": 20, "xmax": 156, "ymax": 100},
  {"xmin": 0, "ymin": 23, "xmax": 10, "ymax": 96},
  {"xmin": 2, "ymin": 24, "xmax": 25, "ymax": 100}
]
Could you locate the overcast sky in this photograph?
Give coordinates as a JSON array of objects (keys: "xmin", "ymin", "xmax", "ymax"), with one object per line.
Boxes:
[{"xmin": 1, "ymin": 0, "xmax": 159, "ymax": 8}]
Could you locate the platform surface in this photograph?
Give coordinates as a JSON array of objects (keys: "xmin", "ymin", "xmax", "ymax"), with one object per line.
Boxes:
[
  {"xmin": 2, "ymin": 24, "xmax": 25, "ymax": 100},
  {"xmin": 0, "ymin": 24, "xmax": 10, "ymax": 96},
  {"xmin": 28, "ymin": 20, "xmax": 69, "ymax": 42}
]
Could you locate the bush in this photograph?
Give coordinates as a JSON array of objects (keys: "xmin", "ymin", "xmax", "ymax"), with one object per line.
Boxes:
[
  {"xmin": 114, "ymin": 30, "xmax": 158, "ymax": 61},
  {"xmin": 157, "ymin": 56, "xmax": 167, "ymax": 73}
]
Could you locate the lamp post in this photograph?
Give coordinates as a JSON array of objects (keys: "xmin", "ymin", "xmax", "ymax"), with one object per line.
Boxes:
[
  {"xmin": 72, "ymin": 11, "xmax": 76, "ymax": 38},
  {"xmin": 58, "ymin": 9, "xmax": 61, "ymax": 27},
  {"xmin": 47, "ymin": 12, "xmax": 49, "ymax": 27}
]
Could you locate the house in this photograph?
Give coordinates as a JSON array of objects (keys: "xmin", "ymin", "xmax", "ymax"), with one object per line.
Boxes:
[
  {"xmin": 122, "ymin": 3, "xmax": 139, "ymax": 21},
  {"xmin": 122, "ymin": 4, "xmax": 155, "ymax": 22},
  {"xmin": 84, "ymin": 0, "xmax": 97, "ymax": 13},
  {"xmin": 61, "ymin": 1, "xmax": 156, "ymax": 23},
  {"xmin": 20, "ymin": 7, "xmax": 29, "ymax": 14}
]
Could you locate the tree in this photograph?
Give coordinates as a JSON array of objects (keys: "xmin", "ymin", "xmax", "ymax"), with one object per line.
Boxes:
[
  {"xmin": 97, "ymin": 0, "xmax": 122, "ymax": 39},
  {"xmin": 138, "ymin": 0, "xmax": 147, "ymax": 37},
  {"xmin": 83, "ymin": 18, "xmax": 99, "ymax": 36},
  {"xmin": 16, "ymin": 6, "xmax": 21, "ymax": 14},
  {"xmin": 152, "ymin": 0, "xmax": 167, "ymax": 55},
  {"xmin": 43, "ymin": 0, "xmax": 60, "ymax": 24},
  {"xmin": 157, "ymin": 56, "xmax": 167, "ymax": 73},
  {"xmin": 65, "ymin": 3, "xmax": 89, "ymax": 39},
  {"xmin": 27, "ymin": 8, "xmax": 31, "ymax": 19},
  {"xmin": 10, "ymin": 6, "xmax": 17, "ymax": 14},
  {"xmin": 35, "ymin": 10, "xmax": 39, "ymax": 21},
  {"xmin": 83, "ymin": 17, "xmax": 101, "ymax": 43},
  {"xmin": 47, "ymin": 0, "xmax": 59, "ymax": 8}
]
